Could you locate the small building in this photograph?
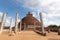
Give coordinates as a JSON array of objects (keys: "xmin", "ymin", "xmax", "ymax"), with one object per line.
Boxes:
[{"xmin": 18, "ymin": 12, "xmax": 41, "ymax": 30}]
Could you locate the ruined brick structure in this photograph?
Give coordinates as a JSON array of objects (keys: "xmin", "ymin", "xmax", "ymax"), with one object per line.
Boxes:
[{"xmin": 18, "ymin": 12, "xmax": 41, "ymax": 30}]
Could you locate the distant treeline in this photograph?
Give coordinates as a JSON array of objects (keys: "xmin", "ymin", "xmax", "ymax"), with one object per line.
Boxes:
[
  {"xmin": 47, "ymin": 25, "xmax": 60, "ymax": 32},
  {"xmin": 48, "ymin": 25, "xmax": 60, "ymax": 28}
]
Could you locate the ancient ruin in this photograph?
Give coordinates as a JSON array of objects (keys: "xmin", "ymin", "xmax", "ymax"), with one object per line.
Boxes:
[{"xmin": 18, "ymin": 12, "xmax": 41, "ymax": 31}]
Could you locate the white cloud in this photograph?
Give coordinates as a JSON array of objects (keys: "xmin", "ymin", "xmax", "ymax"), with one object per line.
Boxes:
[
  {"xmin": 18, "ymin": 19, "xmax": 20, "ymax": 22},
  {"xmin": 31, "ymin": 12, "xmax": 39, "ymax": 18},
  {"xmin": 5, "ymin": 17, "xmax": 20, "ymax": 27},
  {"xmin": 41, "ymin": 0, "xmax": 60, "ymax": 6},
  {"xmin": 0, "ymin": 12, "xmax": 3, "ymax": 17},
  {"xmin": 0, "ymin": 12, "xmax": 3, "ymax": 22},
  {"xmin": 41, "ymin": 0, "xmax": 60, "ymax": 26},
  {"xmin": 31, "ymin": 12, "xmax": 36, "ymax": 17},
  {"xmin": 5, "ymin": 17, "xmax": 15, "ymax": 27},
  {"xmin": 15, "ymin": 0, "xmax": 60, "ymax": 26},
  {"xmin": 16, "ymin": 0, "xmax": 41, "ymax": 10}
]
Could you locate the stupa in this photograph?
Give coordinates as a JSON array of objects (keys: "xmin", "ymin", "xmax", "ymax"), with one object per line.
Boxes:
[{"xmin": 18, "ymin": 12, "xmax": 41, "ymax": 30}]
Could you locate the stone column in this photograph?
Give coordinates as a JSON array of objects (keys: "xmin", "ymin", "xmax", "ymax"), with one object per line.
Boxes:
[
  {"xmin": 9, "ymin": 18, "xmax": 12, "ymax": 35},
  {"xmin": 0, "ymin": 13, "xmax": 6, "ymax": 33},
  {"xmin": 39, "ymin": 12, "xmax": 46, "ymax": 36},
  {"xmin": 48, "ymin": 27, "xmax": 50, "ymax": 33},
  {"xmin": 15, "ymin": 13, "xmax": 18, "ymax": 33}
]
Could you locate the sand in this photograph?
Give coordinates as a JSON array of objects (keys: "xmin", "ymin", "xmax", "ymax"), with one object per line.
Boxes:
[{"xmin": 0, "ymin": 30, "xmax": 60, "ymax": 40}]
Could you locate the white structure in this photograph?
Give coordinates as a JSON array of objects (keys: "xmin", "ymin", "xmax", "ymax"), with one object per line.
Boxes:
[
  {"xmin": 15, "ymin": 13, "xmax": 18, "ymax": 33},
  {"xmin": 9, "ymin": 18, "xmax": 12, "ymax": 34},
  {"xmin": 39, "ymin": 13, "xmax": 45, "ymax": 34},
  {"xmin": 0, "ymin": 13, "xmax": 6, "ymax": 33}
]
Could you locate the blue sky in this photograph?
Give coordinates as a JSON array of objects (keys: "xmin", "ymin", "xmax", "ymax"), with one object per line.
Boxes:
[
  {"xmin": 0, "ymin": 0, "xmax": 33, "ymax": 18},
  {"xmin": 0, "ymin": 0, "xmax": 60, "ymax": 27},
  {"xmin": 0, "ymin": 0, "xmax": 39, "ymax": 26}
]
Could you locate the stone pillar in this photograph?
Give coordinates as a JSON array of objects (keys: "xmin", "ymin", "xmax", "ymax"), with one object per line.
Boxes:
[
  {"xmin": 0, "ymin": 13, "xmax": 6, "ymax": 33},
  {"xmin": 39, "ymin": 12, "xmax": 46, "ymax": 36},
  {"xmin": 48, "ymin": 27, "xmax": 50, "ymax": 33},
  {"xmin": 9, "ymin": 18, "xmax": 12, "ymax": 35},
  {"xmin": 15, "ymin": 13, "xmax": 18, "ymax": 33},
  {"xmin": 20, "ymin": 19, "xmax": 22, "ymax": 31}
]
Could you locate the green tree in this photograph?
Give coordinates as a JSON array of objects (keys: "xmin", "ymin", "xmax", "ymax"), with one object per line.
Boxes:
[{"xmin": 48, "ymin": 25, "xmax": 57, "ymax": 28}]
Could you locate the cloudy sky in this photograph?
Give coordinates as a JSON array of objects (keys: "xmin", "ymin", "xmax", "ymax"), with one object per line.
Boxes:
[{"xmin": 0, "ymin": 0, "xmax": 60, "ymax": 27}]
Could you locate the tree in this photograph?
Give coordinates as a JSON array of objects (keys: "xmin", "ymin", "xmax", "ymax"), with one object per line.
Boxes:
[
  {"xmin": 48, "ymin": 25, "xmax": 57, "ymax": 28},
  {"xmin": 48, "ymin": 25, "xmax": 58, "ymax": 32}
]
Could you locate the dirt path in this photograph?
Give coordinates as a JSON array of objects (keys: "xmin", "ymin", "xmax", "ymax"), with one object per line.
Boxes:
[{"xmin": 0, "ymin": 31, "xmax": 60, "ymax": 40}]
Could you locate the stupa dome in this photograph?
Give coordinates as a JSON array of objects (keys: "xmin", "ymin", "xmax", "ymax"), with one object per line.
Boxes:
[{"xmin": 18, "ymin": 12, "xmax": 41, "ymax": 30}]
